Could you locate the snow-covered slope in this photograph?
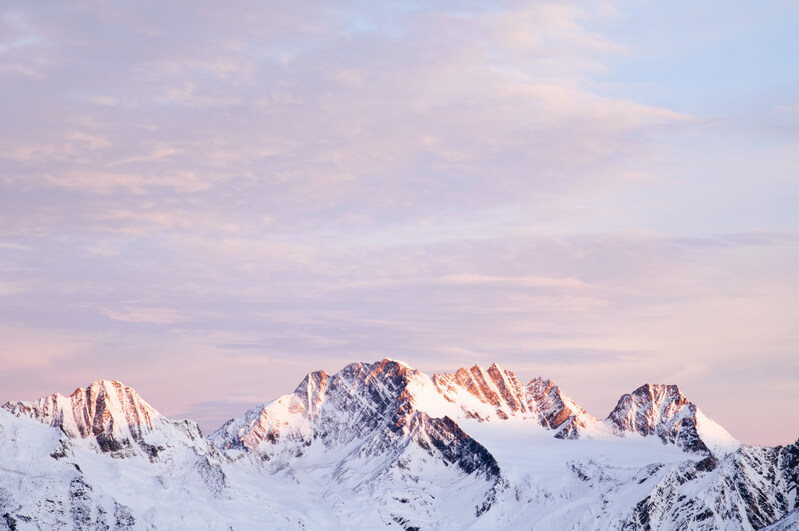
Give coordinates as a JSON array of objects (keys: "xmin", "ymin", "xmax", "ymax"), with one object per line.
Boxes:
[
  {"xmin": 0, "ymin": 361, "xmax": 796, "ymax": 530},
  {"xmin": 765, "ymin": 508, "xmax": 799, "ymax": 531}
]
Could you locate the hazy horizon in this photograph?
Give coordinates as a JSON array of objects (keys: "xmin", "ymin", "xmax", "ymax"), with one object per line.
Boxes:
[{"xmin": 1, "ymin": 1, "xmax": 797, "ymax": 446}]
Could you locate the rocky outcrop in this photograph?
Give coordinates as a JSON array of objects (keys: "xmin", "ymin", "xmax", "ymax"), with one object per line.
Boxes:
[
  {"xmin": 211, "ymin": 359, "xmax": 501, "ymax": 481},
  {"xmin": 606, "ymin": 383, "xmax": 739, "ymax": 456},
  {"xmin": 3, "ymin": 380, "xmax": 162, "ymax": 455},
  {"xmin": 3, "ymin": 379, "xmax": 212, "ymax": 460},
  {"xmin": 527, "ymin": 377, "xmax": 601, "ymax": 439},
  {"xmin": 432, "ymin": 363, "xmax": 602, "ymax": 438},
  {"xmin": 622, "ymin": 441, "xmax": 799, "ymax": 530},
  {"xmin": 433, "ymin": 363, "xmax": 532, "ymax": 420}
]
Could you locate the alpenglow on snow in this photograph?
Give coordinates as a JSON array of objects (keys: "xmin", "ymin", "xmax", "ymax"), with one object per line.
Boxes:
[{"xmin": 0, "ymin": 359, "xmax": 796, "ymax": 530}]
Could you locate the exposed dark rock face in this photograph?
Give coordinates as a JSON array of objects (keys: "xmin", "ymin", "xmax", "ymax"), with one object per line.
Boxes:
[
  {"xmin": 212, "ymin": 359, "xmax": 501, "ymax": 481},
  {"xmin": 209, "ymin": 359, "xmax": 503, "ymax": 522},
  {"xmin": 621, "ymin": 442, "xmax": 799, "ymax": 530},
  {"xmin": 527, "ymin": 377, "xmax": 599, "ymax": 439},
  {"xmin": 432, "ymin": 363, "xmax": 601, "ymax": 438},
  {"xmin": 2, "ymin": 380, "xmax": 159, "ymax": 456},
  {"xmin": 433, "ymin": 363, "xmax": 532, "ymax": 418},
  {"xmin": 607, "ymin": 384, "xmax": 712, "ymax": 454},
  {"xmin": 2, "ymin": 380, "xmax": 209, "ymax": 463}
]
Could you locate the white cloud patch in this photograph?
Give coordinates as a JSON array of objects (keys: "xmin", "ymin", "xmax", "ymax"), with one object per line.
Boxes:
[
  {"xmin": 103, "ymin": 307, "xmax": 186, "ymax": 325},
  {"xmin": 438, "ymin": 274, "xmax": 587, "ymax": 289}
]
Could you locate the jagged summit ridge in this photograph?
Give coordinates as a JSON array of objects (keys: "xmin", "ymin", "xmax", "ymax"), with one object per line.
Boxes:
[
  {"xmin": 2, "ymin": 367, "xmax": 740, "ymax": 458},
  {"xmin": 607, "ymin": 384, "xmax": 689, "ymax": 436},
  {"xmin": 526, "ymin": 376, "xmax": 603, "ymax": 439},
  {"xmin": 1, "ymin": 379, "xmax": 212, "ymax": 457},
  {"xmin": 210, "ymin": 359, "xmax": 501, "ymax": 481},
  {"xmin": 432, "ymin": 363, "xmax": 532, "ymax": 420},
  {"xmin": 1, "ymin": 359, "xmax": 795, "ymax": 530},
  {"xmin": 607, "ymin": 383, "xmax": 739, "ymax": 456},
  {"xmin": 210, "ymin": 360, "xmax": 737, "ymax": 453},
  {"xmin": 431, "ymin": 363, "xmax": 604, "ymax": 439},
  {"xmin": 207, "ymin": 359, "xmax": 502, "ymax": 525},
  {"xmin": 2, "ymin": 379, "xmax": 159, "ymax": 440}
]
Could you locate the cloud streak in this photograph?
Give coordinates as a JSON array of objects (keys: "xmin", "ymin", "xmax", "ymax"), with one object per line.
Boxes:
[{"xmin": 0, "ymin": 1, "xmax": 797, "ymax": 445}]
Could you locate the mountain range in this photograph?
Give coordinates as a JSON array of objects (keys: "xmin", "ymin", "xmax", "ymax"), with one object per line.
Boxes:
[{"xmin": 0, "ymin": 359, "xmax": 796, "ymax": 530}]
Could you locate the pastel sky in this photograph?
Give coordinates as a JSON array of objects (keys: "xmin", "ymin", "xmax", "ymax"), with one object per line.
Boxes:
[{"xmin": 1, "ymin": 1, "xmax": 797, "ymax": 445}]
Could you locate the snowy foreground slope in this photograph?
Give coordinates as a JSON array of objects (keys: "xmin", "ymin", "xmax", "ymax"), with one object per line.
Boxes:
[{"xmin": 0, "ymin": 359, "xmax": 797, "ymax": 530}]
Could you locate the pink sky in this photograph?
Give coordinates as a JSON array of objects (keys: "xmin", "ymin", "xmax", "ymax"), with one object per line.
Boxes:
[{"xmin": 0, "ymin": 1, "xmax": 797, "ymax": 445}]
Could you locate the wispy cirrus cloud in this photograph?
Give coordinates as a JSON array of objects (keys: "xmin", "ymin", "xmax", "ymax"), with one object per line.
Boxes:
[
  {"xmin": 438, "ymin": 274, "xmax": 587, "ymax": 289},
  {"xmin": 0, "ymin": 1, "xmax": 797, "ymax": 445},
  {"xmin": 0, "ymin": 0, "xmax": 687, "ymax": 238},
  {"xmin": 102, "ymin": 306, "xmax": 186, "ymax": 325}
]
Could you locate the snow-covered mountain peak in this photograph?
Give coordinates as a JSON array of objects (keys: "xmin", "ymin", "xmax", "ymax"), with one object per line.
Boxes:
[
  {"xmin": 341, "ymin": 357, "xmax": 421, "ymax": 386},
  {"xmin": 1, "ymin": 379, "xmax": 214, "ymax": 459},
  {"xmin": 1, "ymin": 360, "xmax": 794, "ymax": 530},
  {"xmin": 636, "ymin": 383, "xmax": 685, "ymax": 406},
  {"xmin": 210, "ymin": 359, "xmax": 501, "ymax": 489},
  {"xmin": 607, "ymin": 384, "xmax": 693, "ymax": 432},
  {"xmin": 2, "ymin": 379, "xmax": 159, "ymax": 441},
  {"xmin": 211, "ymin": 358, "xmax": 446, "ymax": 451},
  {"xmin": 606, "ymin": 383, "xmax": 739, "ymax": 455}
]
